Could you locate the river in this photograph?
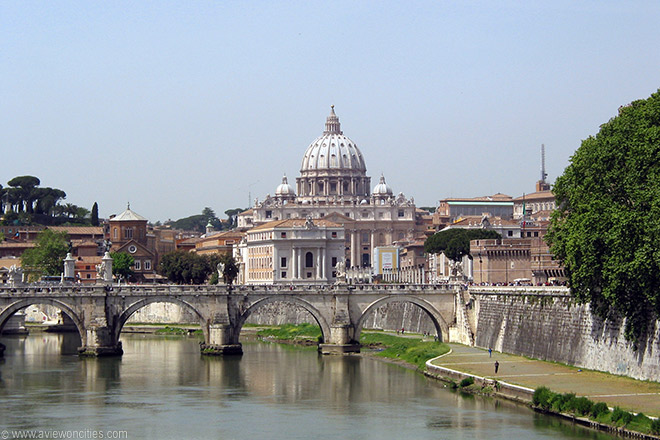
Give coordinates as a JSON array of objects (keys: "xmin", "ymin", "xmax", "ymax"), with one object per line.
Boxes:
[{"xmin": 0, "ymin": 333, "xmax": 616, "ymax": 439}]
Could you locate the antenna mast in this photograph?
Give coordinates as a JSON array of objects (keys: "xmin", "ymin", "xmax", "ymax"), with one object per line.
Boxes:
[{"xmin": 541, "ymin": 144, "xmax": 547, "ymax": 183}]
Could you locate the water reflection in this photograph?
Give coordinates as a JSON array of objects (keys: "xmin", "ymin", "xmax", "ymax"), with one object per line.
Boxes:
[{"xmin": 0, "ymin": 334, "xmax": 617, "ymax": 440}]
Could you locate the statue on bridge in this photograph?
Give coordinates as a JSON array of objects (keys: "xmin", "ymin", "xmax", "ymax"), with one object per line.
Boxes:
[
  {"xmin": 8, "ymin": 265, "xmax": 23, "ymax": 286},
  {"xmin": 334, "ymin": 258, "xmax": 346, "ymax": 284}
]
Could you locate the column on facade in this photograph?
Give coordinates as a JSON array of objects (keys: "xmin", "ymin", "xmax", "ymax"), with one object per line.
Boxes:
[
  {"xmin": 292, "ymin": 248, "xmax": 298, "ymax": 280},
  {"xmin": 370, "ymin": 232, "xmax": 375, "ymax": 266},
  {"xmin": 350, "ymin": 231, "xmax": 358, "ymax": 268},
  {"xmin": 316, "ymin": 247, "xmax": 321, "ymax": 279},
  {"xmin": 321, "ymin": 248, "xmax": 326, "ymax": 279},
  {"xmin": 273, "ymin": 247, "xmax": 279, "ymax": 282}
]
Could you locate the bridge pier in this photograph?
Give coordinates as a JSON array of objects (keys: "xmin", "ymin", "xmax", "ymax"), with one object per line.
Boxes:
[
  {"xmin": 200, "ymin": 324, "xmax": 243, "ymax": 356},
  {"xmin": 78, "ymin": 326, "xmax": 123, "ymax": 357},
  {"xmin": 318, "ymin": 324, "xmax": 360, "ymax": 354}
]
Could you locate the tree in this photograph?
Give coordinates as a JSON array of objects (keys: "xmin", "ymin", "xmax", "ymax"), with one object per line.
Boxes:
[
  {"xmin": 424, "ymin": 228, "xmax": 501, "ymax": 262},
  {"xmin": 225, "ymin": 208, "xmax": 245, "ymax": 229},
  {"xmin": 20, "ymin": 229, "xmax": 69, "ymax": 280},
  {"xmin": 91, "ymin": 202, "xmax": 99, "ymax": 226},
  {"xmin": 111, "ymin": 252, "xmax": 134, "ymax": 282},
  {"xmin": 546, "ymin": 90, "xmax": 660, "ymax": 344},
  {"xmin": 158, "ymin": 250, "xmax": 219, "ymax": 284},
  {"xmin": 7, "ymin": 175, "xmax": 40, "ymax": 213}
]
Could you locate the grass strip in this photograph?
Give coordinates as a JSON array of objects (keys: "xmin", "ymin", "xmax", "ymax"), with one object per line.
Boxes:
[{"xmin": 360, "ymin": 332, "xmax": 450, "ymax": 370}]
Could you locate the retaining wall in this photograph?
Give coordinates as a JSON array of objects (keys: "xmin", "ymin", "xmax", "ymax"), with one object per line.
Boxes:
[{"xmin": 471, "ymin": 292, "xmax": 660, "ymax": 381}]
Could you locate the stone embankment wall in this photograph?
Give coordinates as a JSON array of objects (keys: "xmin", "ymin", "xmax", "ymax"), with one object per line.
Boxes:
[{"xmin": 471, "ymin": 290, "xmax": 660, "ymax": 381}]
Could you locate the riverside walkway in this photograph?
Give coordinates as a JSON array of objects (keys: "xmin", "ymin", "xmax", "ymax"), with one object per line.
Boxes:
[{"xmin": 430, "ymin": 344, "xmax": 660, "ymax": 417}]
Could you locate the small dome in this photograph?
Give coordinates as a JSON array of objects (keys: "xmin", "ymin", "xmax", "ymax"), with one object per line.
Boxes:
[
  {"xmin": 275, "ymin": 175, "xmax": 295, "ymax": 197},
  {"xmin": 300, "ymin": 106, "xmax": 367, "ymax": 174},
  {"xmin": 373, "ymin": 174, "xmax": 392, "ymax": 196}
]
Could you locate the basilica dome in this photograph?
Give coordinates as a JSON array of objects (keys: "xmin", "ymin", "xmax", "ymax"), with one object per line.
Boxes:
[
  {"xmin": 300, "ymin": 106, "xmax": 367, "ymax": 174},
  {"xmin": 275, "ymin": 175, "xmax": 295, "ymax": 197},
  {"xmin": 373, "ymin": 174, "xmax": 393, "ymax": 196}
]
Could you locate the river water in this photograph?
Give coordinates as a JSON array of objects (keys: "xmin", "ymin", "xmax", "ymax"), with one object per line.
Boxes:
[{"xmin": 0, "ymin": 333, "xmax": 616, "ymax": 440}]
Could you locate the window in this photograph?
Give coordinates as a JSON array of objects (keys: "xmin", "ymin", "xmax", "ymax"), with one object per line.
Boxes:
[
  {"xmin": 508, "ymin": 231, "xmax": 513, "ymax": 237},
  {"xmin": 398, "ymin": 210, "xmax": 405, "ymax": 218},
  {"xmin": 281, "ymin": 271, "xmax": 287, "ymax": 278},
  {"xmin": 305, "ymin": 252, "xmax": 313, "ymax": 267},
  {"xmin": 145, "ymin": 260, "xmax": 151, "ymax": 270},
  {"xmin": 113, "ymin": 228, "xmax": 118, "ymax": 239},
  {"xmin": 330, "ymin": 182, "xmax": 337, "ymax": 193},
  {"xmin": 125, "ymin": 228, "xmax": 133, "ymax": 239},
  {"xmin": 86, "ymin": 274, "xmax": 91, "ymax": 279},
  {"xmin": 281, "ymin": 232, "xmax": 287, "ymax": 238},
  {"xmin": 266, "ymin": 210, "xmax": 272, "ymax": 219},
  {"xmin": 281, "ymin": 257, "xmax": 287, "ymax": 268},
  {"xmin": 361, "ymin": 233, "xmax": 369, "ymax": 243},
  {"xmin": 331, "ymin": 257, "xmax": 337, "ymax": 267},
  {"xmin": 134, "ymin": 260, "xmax": 141, "ymax": 270},
  {"xmin": 534, "ymin": 231, "xmax": 539, "ymax": 237}
]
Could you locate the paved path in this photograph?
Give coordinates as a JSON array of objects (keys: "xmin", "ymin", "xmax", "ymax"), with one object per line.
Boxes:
[{"xmin": 431, "ymin": 344, "xmax": 660, "ymax": 417}]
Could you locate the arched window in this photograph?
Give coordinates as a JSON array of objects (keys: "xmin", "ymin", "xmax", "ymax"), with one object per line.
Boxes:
[{"xmin": 305, "ymin": 252, "xmax": 314, "ymax": 268}]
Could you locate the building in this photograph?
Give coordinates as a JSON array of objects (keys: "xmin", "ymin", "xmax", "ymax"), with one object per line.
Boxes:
[
  {"xmin": 238, "ymin": 106, "xmax": 425, "ymax": 267},
  {"xmin": 108, "ymin": 205, "xmax": 169, "ymax": 282},
  {"xmin": 470, "ymin": 238, "xmax": 533, "ymax": 285},
  {"xmin": 240, "ymin": 218, "xmax": 344, "ymax": 285},
  {"xmin": 194, "ymin": 230, "xmax": 245, "ymax": 256},
  {"xmin": 433, "ymin": 194, "xmax": 514, "ymax": 230}
]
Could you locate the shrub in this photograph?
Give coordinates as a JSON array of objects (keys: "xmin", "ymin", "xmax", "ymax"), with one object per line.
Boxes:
[
  {"xmin": 572, "ymin": 396, "xmax": 593, "ymax": 416},
  {"xmin": 590, "ymin": 402, "xmax": 609, "ymax": 418},
  {"xmin": 459, "ymin": 377, "xmax": 474, "ymax": 388},
  {"xmin": 551, "ymin": 392, "xmax": 576, "ymax": 413},
  {"xmin": 533, "ymin": 387, "xmax": 555, "ymax": 410},
  {"xmin": 611, "ymin": 407, "xmax": 633, "ymax": 425},
  {"xmin": 651, "ymin": 418, "xmax": 660, "ymax": 434}
]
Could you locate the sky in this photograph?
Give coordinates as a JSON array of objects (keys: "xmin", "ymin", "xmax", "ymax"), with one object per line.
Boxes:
[{"xmin": 2, "ymin": 1, "xmax": 659, "ymax": 222}]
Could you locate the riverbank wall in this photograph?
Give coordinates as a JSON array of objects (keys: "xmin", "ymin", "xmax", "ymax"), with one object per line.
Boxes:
[{"xmin": 468, "ymin": 289, "xmax": 660, "ymax": 382}]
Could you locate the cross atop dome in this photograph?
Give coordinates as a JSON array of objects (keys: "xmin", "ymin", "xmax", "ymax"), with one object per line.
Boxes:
[{"xmin": 323, "ymin": 105, "xmax": 342, "ymax": 135}]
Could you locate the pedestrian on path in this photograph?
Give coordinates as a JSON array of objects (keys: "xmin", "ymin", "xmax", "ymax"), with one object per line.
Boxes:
[
  {"xmin": 494, "ymin": 361, "xmax": 499, "ymax": 374},
  {"xmin": 488, "ymin": 347, "xmax": 492, "ymax": 357}
]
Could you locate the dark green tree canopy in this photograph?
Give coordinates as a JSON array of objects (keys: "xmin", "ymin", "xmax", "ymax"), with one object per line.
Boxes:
[
  {"xmin": 111, "ymin": 252, "xmax": 134, "ymax": 281},
  {"xmin": 424, "ymin": 228, "xmax": 501, "ymax": 261},
  {"xmin": 547, "ymin": 89, "xmax": 660, "ymax": 344},
  {"xmin": 20, "ymin": 229, "xmax": 69, "ymax": 279},
  {"xmin": 91, "ymin": 202, "xmax": 99, "ymax": 226},
  {"xmin": 158, "ymin": 250, "xmax": 222, "ymax": 284}
]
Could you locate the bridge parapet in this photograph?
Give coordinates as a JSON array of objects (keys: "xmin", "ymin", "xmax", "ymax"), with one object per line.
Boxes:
[{"xmin": 468, "ymin": 286, "xmax": 570, "ymax": 297}]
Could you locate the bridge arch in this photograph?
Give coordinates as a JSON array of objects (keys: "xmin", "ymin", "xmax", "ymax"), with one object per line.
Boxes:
[
  {"xmin": 236, "ymin": 296, "xmax": 331, "ymax": 344},
  {"xmin": 355, "ymin": 295, "xmax": 450, "ymax": 342},
  {"xmin": 114, "ymin": 297, "xmax": 208, "ymax": 342},
  {"xmin": 0, "ymin": 298, "xmax": 85, "ymax": 343}
]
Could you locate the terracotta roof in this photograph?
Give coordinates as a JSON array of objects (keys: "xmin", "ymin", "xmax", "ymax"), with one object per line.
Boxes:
[
  {"xmin": 442, "ymin": 193, "xmax": 513, "ymax": 202},
  {"xmin": 238, "ymin": 209, "xmax": 254, "ymax": 216},
  {"xmin": 513, "ymin": 190, "xmax": 555, "ymax": 202},
  {"xmin": 72, "ymin": 240, "xmax": 99, "ymax": 247},
  {"xmin": 0, "ymin": 242, "xmax": 36, "ymax": 249},
  {"xmin": 48, "ymin": 226, "xmax": 105, "ymax": 235},
  {"xmin": 250, "ymin": 218, "xmax": 342, "ymax": 231}
]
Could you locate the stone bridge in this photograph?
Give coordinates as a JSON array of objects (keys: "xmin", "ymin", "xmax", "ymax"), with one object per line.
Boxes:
[{"xmin": 0, "ymin": 284, "xmax": 458, "ymax": 356}]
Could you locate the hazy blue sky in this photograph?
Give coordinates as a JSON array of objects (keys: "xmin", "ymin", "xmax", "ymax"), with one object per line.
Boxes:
[{"xmin": 2, "ymin": 1, "xmax": 659, "ymax": 222}]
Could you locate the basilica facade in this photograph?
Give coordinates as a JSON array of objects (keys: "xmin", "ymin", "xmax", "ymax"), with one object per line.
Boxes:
[{"xmin": 238, "ymin": 107, "xmax": 426, "ymax": 268}]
